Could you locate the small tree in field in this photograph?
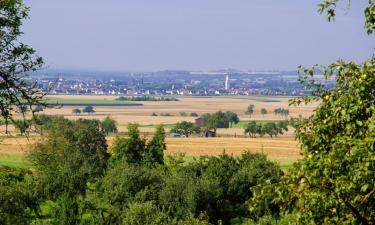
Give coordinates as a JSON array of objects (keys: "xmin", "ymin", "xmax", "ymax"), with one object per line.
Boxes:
[
  {"xmin": 225, "ymin": 111, "xmax": 240, "ymax": 128},
  {"xmin": 82, "ymin": 106, "xmax": 95, "ymax": 114},
  {"xmin": 245, "ymin": 104, "xmax": 255, "ymax": 117},
  {"xmin": 101, "ymin": 116, "xmax": 118, "ymax": 135},
  {"xmin": 190, "ymin": 112, "xmax": 199, "ymax": 117},
  {"xmin": 171, "ymin": 121, "xmax": 200, "ymax": 137},
  {"xmin": 260, "ymin": 108, "xmax": 267, "ymax": 117},
  {"xmin": 72, "ymin": 108, "xmax": 81, "ymax": 115}
]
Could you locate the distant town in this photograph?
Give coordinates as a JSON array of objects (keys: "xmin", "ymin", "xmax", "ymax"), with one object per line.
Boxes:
[{"xmin": 30, "ymin": 69, "xmax": 332, "ymax": 96}]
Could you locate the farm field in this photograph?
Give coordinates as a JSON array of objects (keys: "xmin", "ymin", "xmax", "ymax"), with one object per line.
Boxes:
[
  {"xmin": 38, "ymin": 95, "xmax": 316, "ymax": 130},
  {"xmin": 0, "ymin": 135, "xmax": 301, "ymax": 169},
  {"xmin": 0, "ymin": 95, "xmax": 312, "ymax": 169}
]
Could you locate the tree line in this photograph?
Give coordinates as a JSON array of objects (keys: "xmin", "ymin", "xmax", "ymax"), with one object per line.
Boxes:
[
  {"xmin": 116, "ymin": 96, "xmax": 179, "ymax": 102},
  {"xmin": 244, "ymin": 121, "xmax": 289, "ymax": 138}
]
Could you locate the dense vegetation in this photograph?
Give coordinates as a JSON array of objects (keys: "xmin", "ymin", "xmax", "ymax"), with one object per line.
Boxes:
[
  {"xmin": 116, "ymin": 96, "xmax": 179, "ymax": 102},
  {"xmin": 0, "ymin": 120, "xmax": 284, "ymax": 224},
  {"xmin": 244, "ymin": 121, "xmax": 289, "ymax": 138}
]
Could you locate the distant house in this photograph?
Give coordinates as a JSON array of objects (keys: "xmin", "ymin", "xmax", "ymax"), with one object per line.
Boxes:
[{"xmin": 195, "ymin": 117, "xmax": 204, "ymax": 127}]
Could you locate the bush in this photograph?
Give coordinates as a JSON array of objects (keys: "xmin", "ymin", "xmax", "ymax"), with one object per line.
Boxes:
[{"xmin": 190, "ymin": 112, "xmax": 199, "ymax": 117}]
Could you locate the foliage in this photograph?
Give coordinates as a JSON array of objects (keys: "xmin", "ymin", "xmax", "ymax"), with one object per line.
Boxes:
[
  {"xmin": 260, "ymin": 108, "xmax": 267, "ymax": 117},
  {"xmin": 116, "ymin": 95, "xmax": 179, "ymax": 101},
  {"xmin": 0, "ymin": 167, "xmax": 39, "ymax": 225},
  {"xmin": 318, "ymin": 0, "xmax": 375, "ymax": 34},
  {"xmin": 245, "ymin": 104, "xmax": 255, "ymax": 117},
  {"xmin": 101, "ymin": 116, "xmax": 118, "ymax": 135},
  {"xmin": 145, "ymin": 125, "xmax": 166, "ymax": 164},
  {"xmin": 111, "ymin": 123, "xmax": 146, "ymax": 164},
  {"xmin": 273, "ymin": 108, "xmax": 289, "ymax": 118},
  {"xmin": 0, "ymin": 0, "xmax": 46, "ymax": 131},
  {"xmin": 225, "ymin": 111, "xmax": 240, "ymax": 128},
  {"xmin": 72, "ymin": 108, "xmax": 81, "ymax": 115},
  {"xmin": 160, "ymin": 112, "xmax": 173, "ymax": 116},
  {"xmin": 190, "ymin": 112, "xmax": 199, "ymax": 117},
  {"xmin": 171, "ymin": 121, "xmax": 201, "ymax": 137},
  {"xmin": 13, "ymin": 119, "xmax": 31, "ymax": 135},
  {"xmin": 180, "ymin": 112, "xmax": 188, "ymax": 117},
  {"xmin": 28, "ymin": 119, "xmax": 109, "ymax": 198},
  {"xmin": 99, "ymin": 162, "xmax": 167, "ymax": 223},
  {"xmin": 82, "ymin": 105, "xmax": 95, "ymax": 113},
  {"xmin": 202, "ymin": 111, "xmax": 229, "ymax": 135},
  {"xmin": 274, "ymin": 57, "xmax": 375, "ymax": 225},
  {"xmin": 244, "ymin": 121, "xmax": 288, "ymax": 138}
]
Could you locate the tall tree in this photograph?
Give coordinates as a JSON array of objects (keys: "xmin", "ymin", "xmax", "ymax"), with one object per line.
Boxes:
[
  {"xmin": 274, "ymin": 2, "xmax": 375, "ymax": 224},
  {"xmin": 28, "ymin": 119, "xmax": 110, "ymax": 198},
  {"xmin": 0, "ymin": 0, "xmax": 45, "ymax": 131},
  {"xmin": 171, "ymin": 121, "xmax": 200, "ymax": 137},
  {"xmin": 101, "ymin": 116, "xmax": 118, "ymax": 135},
  {"xmin": 145, "ymin": 125, "xmax": 166, "ymax": 164},
  {"xmin": 111, "ymin": 123, "xmax": 146, "ymax": 164},
  {"xmin": 260, "ymin": 108, "xmax": 268, "ymax": 117},
  {"xmin": 245, "ymin": 104, "xmax": 255, "ymax": 117},
  {"xmin": 225, "ymin": 111, "xmax": 240, "ymax": 128},
  {"xmin": 202, "ymin": 111, "xmax": 229, "ymax": 136}
]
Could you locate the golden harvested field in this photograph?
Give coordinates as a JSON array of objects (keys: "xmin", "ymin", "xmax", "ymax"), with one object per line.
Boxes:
[
  {"xmin": 0, "ymin": 95, "xmax": 312, "ymax": 166},
  {"xmin": 37, "ymin": 95, "xmax": 316, "ymax": 131},
  {"xmin": 0, "ymin": 136, "xmax": 301, "ymax": 162}
]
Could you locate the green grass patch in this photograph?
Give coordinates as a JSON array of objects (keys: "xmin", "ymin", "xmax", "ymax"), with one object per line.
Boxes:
[
  {"xmin": 46, "ymin": 98, "xmax": 143, "ymax": 107},
  {"xmin": 275, "ymin": 158, "xmax": 297, "ymax": 170},
  {"xmin": 0, "ymin": 154, "xmax": 32, "ymax": 169},
  {"xmin": 231, "ymin": 120, "xmax": 283, "ymax": 128}
]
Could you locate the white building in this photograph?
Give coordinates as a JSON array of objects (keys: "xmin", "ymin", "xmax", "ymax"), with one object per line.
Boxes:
[{"xmin": 225, "ymin": 75, "xmax": 230, "ymax": 90}]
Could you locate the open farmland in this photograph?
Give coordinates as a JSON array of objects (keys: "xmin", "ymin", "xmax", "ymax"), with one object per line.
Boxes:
[
  {"xmin": 0, "ymin": 95, "xmax": 312, "ymax": 169},
  {"xmin": 0, "ymin": 135, "xmax": 301, "ymax": 169},
  {"xmin": 37, "ymin": 95, "xmax": 316, "ymax": 131}
]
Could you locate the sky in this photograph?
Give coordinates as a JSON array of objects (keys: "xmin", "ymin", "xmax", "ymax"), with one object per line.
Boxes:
[{"xmin": 23, "ymin": 0, "xmax": 374, "ymax": 72}]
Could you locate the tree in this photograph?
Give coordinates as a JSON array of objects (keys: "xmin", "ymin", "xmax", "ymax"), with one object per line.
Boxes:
[
  {"xmin": 72, "ymin": 108, "xmax": 81, "ymax": 115},
  {"xmin": 82, "ymin": 106, "xmax": 95, "ymax": 113},
  {"xmin": 260, "ymin": 108, "xmax": 267, "ymax": 117},
  {"xmin": 225, "ymin": 111, "xmax": 240, "ymax": 128},
  {"xmin": 244, "ymin": 121, "xmax": 257, "ymax": 138},
  {"xmin": 0, "ymin": 167, "xmax": 39, "ymax": 225},
  {"xmin": 190, "ymin": 112, "xmax": 199, "ymax": 117},
  {"xmin": 245, "ymin": 104, "xmax": 255, "ymax": 117},
  {"xmin": 317, "ymin": 0, "xmax": 375, "ymax": 35},
  {"xmin": 180, "ymin": 112, "xmax": 188, "ymax": 117},
  {"xmin": 111, "ymin": 123, "xmax": 146, "ymax": 164},
  {"xmin": 263, "ymin": 122, "xmax": 277, "ymax": 138},
  {"xmin": 171, "ymin": 121, "xmax": 200, "ymax": 137},
  {"xmin": 145, "ymin": 125, "xmax": 166, "ymax": 164},
  {"xmin": 33, "ymin": 104, "xmax": 44, "ymax": 113},
  {"xmin": 273, "ymin": 4, "xmax": 375, "ymax": 222},
  {"xmin": 13, "ymin": 119, "xmax": 31, "ymax": 136},
  {"xmin": 28, "ymin": 119, "xmax": 110, "ymax": 198},
  {"xmin": 0, "ymin": 0, "xmax": 46, "ymax": 131},
  {"xmin": 202, "ymin": 111, "xmax": 229, "ymax": 136},
  {"xmin": 101, "ymin": 116, "xmax": 118, "ymax": 135}
]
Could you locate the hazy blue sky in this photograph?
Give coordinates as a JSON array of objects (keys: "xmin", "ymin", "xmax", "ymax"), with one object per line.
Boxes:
[{"xmin": 23, "ymin": 0, "xmax": 373, "ymax": 72}]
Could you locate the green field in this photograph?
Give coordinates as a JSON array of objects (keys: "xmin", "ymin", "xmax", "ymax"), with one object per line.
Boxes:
[
  {"xmin": 46, "ymin": 99, "xmax": 143, "ymax": 107},
  {"xmin": 0, "ymin": 154, "xmax": 32, "ymax": 169}
]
